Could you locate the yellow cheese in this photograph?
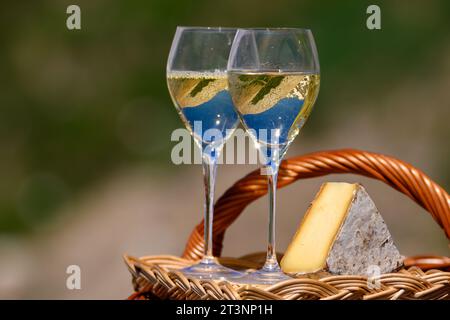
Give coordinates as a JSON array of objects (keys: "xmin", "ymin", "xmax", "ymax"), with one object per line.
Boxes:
[
  {"xmin": 280, "ymin": 182, "xmax": 403, "ymax": 275},
  {"xmin": 281, "ymin": 183, "xmax": 357, "ymax": 273}
]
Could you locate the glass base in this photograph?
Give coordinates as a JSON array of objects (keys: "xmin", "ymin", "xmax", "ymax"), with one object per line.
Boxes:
[
  {"xmin": 180, "ymin": 257, "xmax": 244, "ymax": 281},
  {"xmin": 234, "ymin": 264, "xmax": 291, "ymax": 285}
]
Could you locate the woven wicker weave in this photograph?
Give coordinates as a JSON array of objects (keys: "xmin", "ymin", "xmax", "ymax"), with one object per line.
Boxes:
[{"xmin": 125, "ymin": 149, "xmax": 450, "ymax": 300}]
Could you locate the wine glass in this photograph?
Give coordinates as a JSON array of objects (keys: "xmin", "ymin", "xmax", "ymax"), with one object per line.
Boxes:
[
  {"xmin": 166, "ymin": 27, "xmax": 243, "ymax": 280},
  {"xmin": 227, "ymin": 28, "xmax": 320, "ymax": 284}
]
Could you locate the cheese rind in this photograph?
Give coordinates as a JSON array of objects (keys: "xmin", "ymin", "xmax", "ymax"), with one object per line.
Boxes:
[{"xmin": 280, "ymin": 182, "xmax": 403, "ymax": 276}]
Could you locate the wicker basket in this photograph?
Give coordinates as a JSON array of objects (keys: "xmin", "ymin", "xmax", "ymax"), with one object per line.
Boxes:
[{"xmin": 125, "ymin": 149, "xmax": 450, "ymax": 300}]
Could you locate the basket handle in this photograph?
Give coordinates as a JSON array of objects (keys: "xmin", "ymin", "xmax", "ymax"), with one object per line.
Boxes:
[{"xmin": 182, "ymin": 149, "xmax": 450, "ymax": 263}]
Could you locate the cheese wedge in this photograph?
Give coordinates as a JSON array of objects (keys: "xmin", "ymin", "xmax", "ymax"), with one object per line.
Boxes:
[{"xmin": 280, "ymin": 182, "xmax": 403, "ymax": 275}]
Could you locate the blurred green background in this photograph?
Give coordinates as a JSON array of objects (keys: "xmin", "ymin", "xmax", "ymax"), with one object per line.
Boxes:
[{"xmin": 0, "ymin": 0, "xmax": 449, "ymax": 298}]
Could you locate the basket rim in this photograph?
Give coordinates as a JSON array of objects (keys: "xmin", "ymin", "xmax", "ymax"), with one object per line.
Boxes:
[{"xmin": 124, "ymin": 254, "xmax": 450, "ymax": 300}]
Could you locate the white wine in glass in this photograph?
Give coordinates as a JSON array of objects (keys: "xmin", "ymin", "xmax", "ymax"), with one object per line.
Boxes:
[
  {"xmin": 228, "ymin": 72, "xmax": 320, "ymax": 149},
  {"xmin": 167, "ymin": 71, "xmax": 237, "ymax": 146}
]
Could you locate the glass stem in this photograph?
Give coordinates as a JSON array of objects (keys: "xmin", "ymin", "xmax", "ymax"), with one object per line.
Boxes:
[
  {"xmin": 263, "ymin": 160, "xmax": 281, "ymax": 272},
  {"xmin": 201, "ymin": 152, "xmax": 218, "ymax": 264}
]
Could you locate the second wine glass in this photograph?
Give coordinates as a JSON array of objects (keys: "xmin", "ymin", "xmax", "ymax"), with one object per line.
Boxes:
[{"xmin": 227, "ymin": 28, "xmax": 320, "ymax": 284}]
